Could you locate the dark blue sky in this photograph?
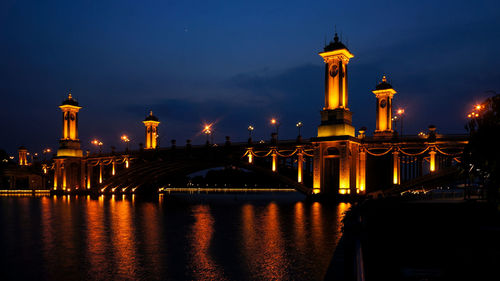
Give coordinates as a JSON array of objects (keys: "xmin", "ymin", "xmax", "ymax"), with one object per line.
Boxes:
[{"xmin": 1, "ymin": 0, "xmax": 499, "ymax": 156}]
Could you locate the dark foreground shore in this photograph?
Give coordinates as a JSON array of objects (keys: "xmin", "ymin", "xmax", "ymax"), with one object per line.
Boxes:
[{"xmin": 327, "ymin": 198, "xmax": 500, "ymax": 281}]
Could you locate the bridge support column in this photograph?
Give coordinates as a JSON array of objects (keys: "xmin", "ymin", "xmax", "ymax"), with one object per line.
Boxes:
[
  {"xmin": 247, "ymin": 148, "xmax": 253, "ymax": 164},
  {"xmin": 297, "ymin": 149, "xmax": 303, "ymax": 183},
  {"xmin": 62, "ymin": 163, "xmax": 67, "ymax": 190},
  {"xmin": 112, "ymin": 159, "xmax": 116, "ymax": 176},
  {"xmin": 357, "ymin": 148, "xmax": 366, "ymax": 193},
  {"xmin": 392, "ymin": 151, "xmax": 400, "ymax": 185},
  {"xmin": 272, "ymin": 150, "xmax": 277, "ymax": 172},
  {"xmin": 87, "ymin": 162, "xmax": 92, "ymax": 189},
  {"xmin": 429, "ymin": 148, "xmax": 436, "ymax": 173},
  {"xmin": 125, "ymin": 158, "xmax": 129, "ymax": 169},
  {"xmin": 99, "ymin": 162, "xmax": 103, "ymax": 184},
  {"xmin": 80, "ymin": 159, "xmax": 86, "ymax": 190},
  {"xmin": 53, "ymin": 160, "xmax": 59, "ymax": 190}
]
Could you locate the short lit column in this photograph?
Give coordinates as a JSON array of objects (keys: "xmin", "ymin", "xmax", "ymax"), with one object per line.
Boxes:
[
  {"xmin": 247, "ymin": 148, "xmax": 253, "ymax": 164},
  {"xmin": 87, "ymin": 162, "xmax": 92, "ymax": 189},
  {"xmin": 392, "ymin": 151, "xmax": 400, "ymax": 185},
  {"xmin": 125, "ymin": 158, "xmax": 129, "ymax": 169},
  {"xmin": 297, "ymin": 149, "xmax": 303, "ymax": 183},
  {"xmin": 357, "ymin": 149, "xmax": 366, "ymax": 193},
  {"xmin": 429, "ymin": 148, "xmax": 436, "ymax": 172},
  {"xmin": 53, "ymin": 162, "xmax": 59, "ymax": 190},
  {"xmin": 99, "ymin": 163, "xmax": 103, "ymax": 184},
  {"xmin": 112, "ymin": 160, "xmax": 116, "ymax": 176},
  {"xmin": 272, "ymin": 150, "xmax": 277, "ymax": 172},
  {"xmin": 62, "ymin": 164, "xmax": 67, "ymax": 190}
]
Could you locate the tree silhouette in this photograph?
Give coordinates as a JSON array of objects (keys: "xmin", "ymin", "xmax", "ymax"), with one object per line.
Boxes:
[{"xmin": 464, "ymin": 94, "xmax": 500, "ymax": 203}]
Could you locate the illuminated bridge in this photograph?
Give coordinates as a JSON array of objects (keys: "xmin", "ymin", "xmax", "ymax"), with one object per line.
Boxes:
[{"xmin": 48, "ymin": 34, "xmax": 468, "ymax": 197}]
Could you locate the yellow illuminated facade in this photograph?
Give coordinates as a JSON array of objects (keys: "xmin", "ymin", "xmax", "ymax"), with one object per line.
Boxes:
[
  {"xmin": 317, "ymin": 33, "xmax": 355, "ymax": 138},
  {"xmin": 373, "ymin": 76, "xmax": 397, "ymax": 136},
  {"xmin": 57, "ymin": 93, "xmax": 83, "ymax": 157},
  {"xmin": 18, "ymin": 147, "xmax": 28, "ymax": 166},
  {"xmin": 313, "ymin": 34, "xmax": 361, "ymax": 195},
  {"xmin": 53, "ymin": 93, "xmax": 85, "ymax": 191},
  {"xmin": 143, "ymin": 111, "xmax": 160, "ymax": 149}
]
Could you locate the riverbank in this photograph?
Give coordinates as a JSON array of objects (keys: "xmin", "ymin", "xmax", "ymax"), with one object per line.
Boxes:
[{"xmin": 357, "ymin": 198, "xmax": 500, "ymax": 280}]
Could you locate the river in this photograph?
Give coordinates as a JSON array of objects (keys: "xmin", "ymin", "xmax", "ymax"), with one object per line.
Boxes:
[{"xmin": 0, "ymin": 192, "xmax": 349, "ymax": 280}]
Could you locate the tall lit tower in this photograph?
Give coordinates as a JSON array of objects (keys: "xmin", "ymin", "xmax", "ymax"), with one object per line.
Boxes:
[
  {"xmin": 373, "ymin": 75, "xmax": 397, "ymax": 136},
  {"xmin": 317, "ymin": 33, "xmax": 355, "ymax": 137},
  {"xmin": 57, "ymin": 92, "xmax": 83, "ymax": 157},
  {"xmin": 143, "ymin": 111, "xmax": 160, "ymax": 149},
  {"xmin": 313, "ymin": 33, "xmax": 361, "ymax": 196}
]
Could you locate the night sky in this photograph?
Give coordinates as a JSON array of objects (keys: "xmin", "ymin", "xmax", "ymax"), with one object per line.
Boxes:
[{"xmin": 1, "ymin": 0, "xmax": 499, "ymax": 156}]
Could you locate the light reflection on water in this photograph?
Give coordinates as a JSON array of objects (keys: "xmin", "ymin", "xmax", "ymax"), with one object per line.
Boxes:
[{"xmin": 0, "ymin": 194, "xmax": 350, "ymax": 281}]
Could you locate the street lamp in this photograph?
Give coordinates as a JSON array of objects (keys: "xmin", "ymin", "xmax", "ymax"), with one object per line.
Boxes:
[
  {"xmin": 203, "ymin": 124, "xmax": 212, "ymax": 144},
  {"xmin": 121, "ymin": 135, "xmax": 130, "ymax": 151},
  {"xmin": 42, "ymin": 148, "xmax": 51, "ymax": 161},
  {"xmin": 296, "ymin": 121, "xmax": 303, "ymax": 136},
  {"xmin": 248, "ymin": 125, "xmax": 254, "ymax": 138},
  {"xmin": 396, "ymin": 108, "xmax": 405, "ymax": 137},
  {"xmin": 91, "ymin": 139, "xmax": 103, "ymax": 154},
  {"xmin": 467, "ymin": 104, "xmax": 484, "ymax": 119},
  {"xmin": 270, "ymin": 118, "xmax": 280, "ymax": 140}
]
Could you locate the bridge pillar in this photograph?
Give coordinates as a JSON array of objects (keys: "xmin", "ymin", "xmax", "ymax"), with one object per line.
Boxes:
[
  {"xmin": 99, "ymin": 162, "xmax": 103, "ymax": 184},
  {"xmin": 53, "ymin": 160, "xmax": 60, "ymax": 189},
  {"xmin": 272, "ymin": 149, "xmax": 277, "ymax": 172},
  {"xmin": 80, "ymin": 159, "xmax": 86, "ymax": 190},
  {"xmin": 429, "ymin": 148, "xmax": 436, "ymax": 173},
  {"xmin": 86, "ymin": 161, "xmax": 92, "ymax": 189},
  {"xmin": 392, "ymin": 151, "xmax": 401, "ymax": 185},
  {"xmin": 357, "ymin": 148, "xmax": 366, "ymax": 193},
  {"xmin": 62, "ymin": 163, "xmax": 67, "ymax": 190},
  {"xmin": 112, "ymin": 159, "xmax": 116, "ymax": 176},
  {"xmin": 247, "ymin": 148, "xmax": 253, "ymax": 164},
  {"xmin": 297, "ymin": 149, "xmax": 304, "ymax": 183},
  {"xmin": 312, "ymin": 141, "xmax": 360, "ymax": 195}
]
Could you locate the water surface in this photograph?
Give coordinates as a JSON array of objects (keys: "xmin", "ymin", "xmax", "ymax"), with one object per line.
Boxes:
[{"xmin": 0, "ymin": 193, "xmax": 349, "ymax": 280}]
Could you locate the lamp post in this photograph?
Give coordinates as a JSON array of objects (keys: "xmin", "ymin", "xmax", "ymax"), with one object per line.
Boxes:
[
  {"xmin": 42, "ymin": 148, "xmax": 51, "ymax": 161},
  {"xmin": 248, "ymin": 125, "xmax": 254, "ymax": 138},
  {"xmin": 203, "ymin": 124, "xmax": 212, "ymax": 145},
  {"xmin": 121, "ymin": 135, "xmax": 130, "ymax": 151},
  {"xmin": 396, "ymin": 108, "xmax": 405, "ymax": 137},
  {"xmin": 296, "ymin": 121, "xmax": 303, "ymax": 136},
  {"xmin": 92, "ymin": 139, "xmax": 103, "ymax": 154},
  {"xmin": 270, "ymin": 118, "xmax": 280, "ymax": 140}
]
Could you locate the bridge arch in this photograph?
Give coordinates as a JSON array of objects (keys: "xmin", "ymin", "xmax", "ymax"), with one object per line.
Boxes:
[{"xmin": 99, "ymin": 158, "xmax": 311, "ymax": 195}]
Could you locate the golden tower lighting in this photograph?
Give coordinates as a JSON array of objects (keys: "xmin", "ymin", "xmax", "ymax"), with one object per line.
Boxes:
[
  {"xmin": 317, "ymin": 33, "xmax": 355, "ymax": 137},
  {"xmin": 373, "ymin": 75, "xmax": 397, "ymax": 136},
  {"xmin": 143, "ymin": 111, "xmax": 160, "ymax": 149},
  {"xmin": 57, "ymin": 92, "xmax": 83, "ymax": 157}
]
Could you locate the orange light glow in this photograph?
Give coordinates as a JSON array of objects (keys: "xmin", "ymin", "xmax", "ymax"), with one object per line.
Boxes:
[
  {"xmin": 272, "ymin": 152, "xmax": 277, "ymax": 172},
  {"xmin": 397, "ymin": 108, "xmax": 404, "ymax": 115},
  {"xmin": 121, "ymin": 135, "xmax": 130, "ymax": 142},
  {"xmin": 270, "ymin": 118, "xmax": 277, "ymax": 125},
  {"xmin": 429, "ymin": 149, "xmax": 436, "ymax": 172}
]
